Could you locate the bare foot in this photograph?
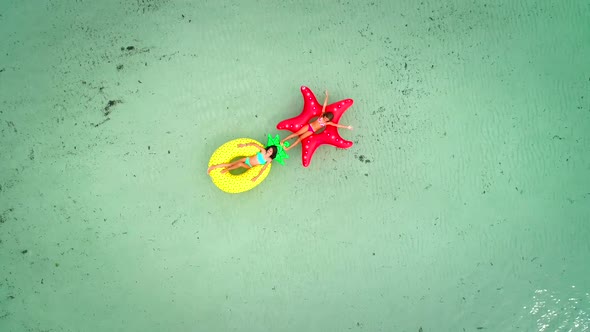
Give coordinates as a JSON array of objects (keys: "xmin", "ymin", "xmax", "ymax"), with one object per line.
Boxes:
[{"xmin": 208, "ymin": 165, "xmax": 225, "ymax": 174}]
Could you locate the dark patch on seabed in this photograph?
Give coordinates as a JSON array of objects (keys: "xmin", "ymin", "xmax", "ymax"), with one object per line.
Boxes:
[
  {"xmin": 0, "ymin": 208, "xmax": 14, "ymax": 224},
  {"xmin": 354, "ymin": 154, "xmax": 371, "ymax": 163},
  {"xmin": 134, "ymin": 0, "xmax": 169, "ymax": 13},
  {"xmin": 90, "ymin": 99, "xmax": 123, "ymax": 127},
  {"xmin": 4, "ymin": 120, "xmax": 18, "ymax": 133},
  {"xmin": 103, "ymin": 99, "xmax": 122, "ymax": 116}
]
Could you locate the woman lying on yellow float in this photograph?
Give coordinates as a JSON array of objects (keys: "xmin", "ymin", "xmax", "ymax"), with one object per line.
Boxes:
[
  {"xmin": 207, "ymin": 143, "xmax": 276, "ymax": 181},
  {"xmin": 207, "ymin": 135, "xmax": 289, "ymax": 194}
]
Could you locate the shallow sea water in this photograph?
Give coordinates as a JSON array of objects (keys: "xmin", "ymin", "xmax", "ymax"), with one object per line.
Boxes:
[{"xmin": 0, "ymin": 0, "xmax": 589, "ymax": 331}]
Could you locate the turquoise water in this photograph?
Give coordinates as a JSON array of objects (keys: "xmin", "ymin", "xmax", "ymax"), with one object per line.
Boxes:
[{"xmin": 1, "ymin": 0, "xmax": 589, "ymax": 331}]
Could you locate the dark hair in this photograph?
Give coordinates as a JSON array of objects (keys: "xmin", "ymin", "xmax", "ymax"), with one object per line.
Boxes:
[
  {"xmin": 265, "ymin": 145, "xmax": 278, "ymax": 159},
  {"xmin": 323, "ymin": 112, "xmax": 334, "ymax": 121}
]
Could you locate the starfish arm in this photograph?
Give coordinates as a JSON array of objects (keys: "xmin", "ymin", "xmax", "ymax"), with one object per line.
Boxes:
[
  {"xmin": 301, "ymin": 137, "xmax": 320, "ymax": 167},
  {"xmin": 276, "ymin": 86, "xmax": 355, "ymax": 167},
  {"xmin": 317, "ymin": 127, "xmax": 354, "ymax": 148},
  {"xmin": 277, "ymin": 86, "xmax": 324, "ymax": 132},
  {"xmin": 276, "ymin": 115, "xmax": 308, "ymax": 132}
]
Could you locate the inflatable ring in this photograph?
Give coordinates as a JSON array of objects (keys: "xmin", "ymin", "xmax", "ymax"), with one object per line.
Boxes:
[{"xmin": 208, "ymin": 138, "xmax": 272, "ymax": 194}]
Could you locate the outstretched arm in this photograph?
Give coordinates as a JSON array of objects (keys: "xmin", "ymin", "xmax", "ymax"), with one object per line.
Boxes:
[
  {"xmin": 327, "ymin": 122, "xmax": 353, "ymax": 130},
  {"xmin": 238, "ymin": 142, "xmax": 264, "ymax": 151},
  {"xmin": 321, "ymin": 90, "xmax": 329, "ymax": 114},
  {"xmin": 252, "ymin": 163, "xmax": 270, "ymax": 181},
  {"xmin": 254, "ymin": 145, "xmax": 266, "ymax": 153}
]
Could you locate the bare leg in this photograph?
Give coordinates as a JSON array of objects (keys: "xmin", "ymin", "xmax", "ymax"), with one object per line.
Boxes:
[
  {"xmin": 220, "ymin": 161, "xmax": 249, "ymax": 173},
  {"xmin": 284, "ymin": 132, "xmax": 312, "ymax": 151},
  {"xmin": 281, "ymin": 126, "xmax": 309, "ymax": 145},
  {"xmin": 208, "ymin": 158, "xmax": 247, "ymax": 174},
  {"xmin": 208, "ymin": 163, "xmax": 232, "ymax": 174}
]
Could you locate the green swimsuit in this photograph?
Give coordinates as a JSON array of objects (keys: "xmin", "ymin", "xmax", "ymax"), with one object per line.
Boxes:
[{"xmin": 244, "ymin": 152, "xmax": 266, "ymax": 168}]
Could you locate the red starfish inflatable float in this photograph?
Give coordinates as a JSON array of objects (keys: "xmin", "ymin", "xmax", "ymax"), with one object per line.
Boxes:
[{"xmin": 277, "ymin": 86, "xmax": 354, "ymax": 167}]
